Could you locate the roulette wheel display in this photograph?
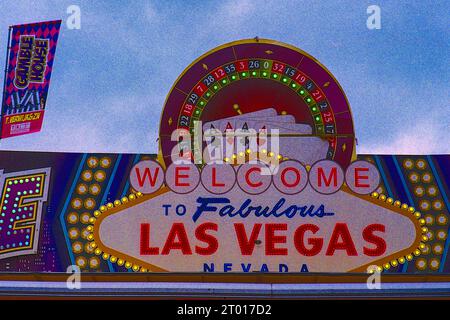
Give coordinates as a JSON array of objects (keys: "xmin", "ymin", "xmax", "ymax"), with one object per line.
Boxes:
[{"xmin": 159, "ymin": 38, "xmax": 356, "ymax": 168}]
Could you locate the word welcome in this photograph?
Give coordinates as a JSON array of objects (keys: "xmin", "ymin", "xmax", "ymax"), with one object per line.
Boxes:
[{"xmin": 130, "ymin": 159, "xmax": 380, "ymax": 195}]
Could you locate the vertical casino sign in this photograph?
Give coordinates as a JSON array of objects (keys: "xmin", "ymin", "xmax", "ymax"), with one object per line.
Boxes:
[{"xmin": 0, "ymin": 20, "xmax": 61, "ymax": 139}]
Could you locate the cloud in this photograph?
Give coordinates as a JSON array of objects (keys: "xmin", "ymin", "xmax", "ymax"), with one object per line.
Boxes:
[
  {"xmin": 0, "ymin": 1, "xmax": 448, "ymax": 156},
  {"xmin": 143, "ymin": 2, "xmax": 159, "ymax": 21},
  {"xmin": 358, "ymin": 118, "xmax": 450, "ymax": 155},
  {"xmin": 221, "ymin": 0, "xmax": 256, "ymax": 18}
]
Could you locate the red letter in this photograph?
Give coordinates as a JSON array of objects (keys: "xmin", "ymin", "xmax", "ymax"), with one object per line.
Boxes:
[
  {"xmin": 326, "ymin": 223, "xmax": 357, "ymax": 256},
  {"xmin": 245, "ymin": 167, "xmax": 263, "ymax": 188},
  {"xmin": 175, "ymin": 166, "xmax": 190, "ymax": 187},
  {"xmin": 265, "ymin": 224, "xmax": 288, "ymax": 255},
  {"xmin": 136, "ymin": 167, "xmax": 160, "ymax": 187},
  {"xmin": 294, "ymin": 224, "xmax": 323, "ymax": 256},
  {"xmin": 195, "ymin": 222, "xmax": 219, "ymax": 255},
  {"xmin": 318, "ymin": 167, "xmax": 337, "ymax": 187},
  {"xmin": 281, "ymin": 167, "xmax": 301, "ymax": 187},
  {"xmin": 212, "ymin": 167, "xmax": 225, "ymax": 187},
  {"xmin": 161, "ymin": 223, "xmax": 192, "ymax": 255},
  {"xmin": 355, "ymin": 167, "xmax": 369, "ymax": 188},
  {"xmin": 140, "ymin": 223, "xmax": 159, "ymax": 255},
  {"xmin": 363, "ymin": 224, "xmax": 386, "ymax": 256},
  {"xmin": 234, "ymin": 223, "xmax": 262, "ymax": 255}
]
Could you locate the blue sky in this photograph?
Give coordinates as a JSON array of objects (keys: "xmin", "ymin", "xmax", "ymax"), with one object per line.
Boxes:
[{"xmin": 0, "ymin": 0, "xmax": 448, "ymax": 154}]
